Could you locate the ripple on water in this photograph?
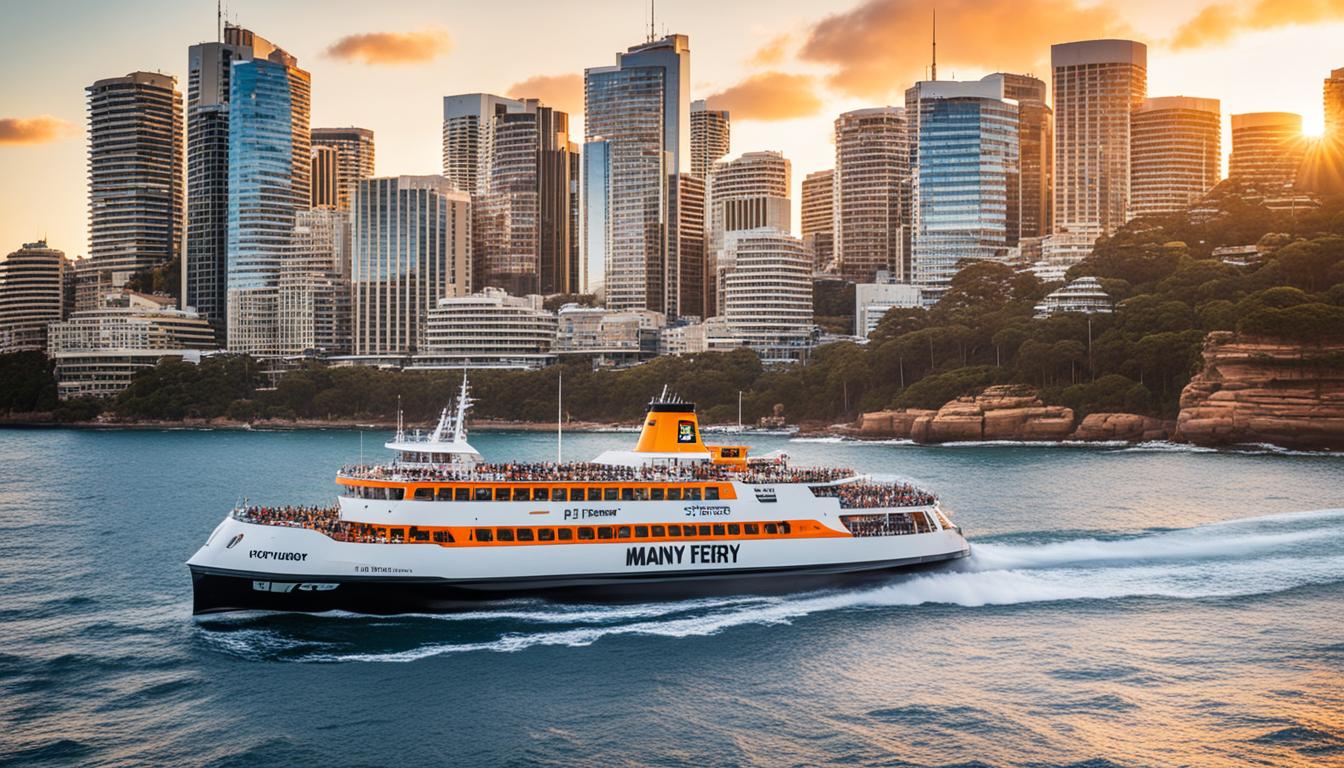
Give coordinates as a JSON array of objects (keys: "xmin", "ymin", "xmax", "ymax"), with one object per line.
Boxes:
[{"xmin": 1247, "ymin": 725, "xmax": 1344, "ymax": 758}]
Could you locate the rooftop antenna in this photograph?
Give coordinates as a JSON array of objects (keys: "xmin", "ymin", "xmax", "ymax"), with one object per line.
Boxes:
[
  {"xmin": 931, "ymin": 7, "xmax": 937, "ymax": 82},
  {"xmin": 649, "ymin": 0, "xmax": 656, "ymax": 42},
  {"xmin": 216, "ymin": 0, "xmax": 221, "ymax": 42}
]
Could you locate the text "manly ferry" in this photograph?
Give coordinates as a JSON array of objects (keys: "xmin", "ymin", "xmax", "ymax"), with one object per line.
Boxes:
[{"xmin": 625, "ymin": 544, "xmax": 740, "ymax": 567}]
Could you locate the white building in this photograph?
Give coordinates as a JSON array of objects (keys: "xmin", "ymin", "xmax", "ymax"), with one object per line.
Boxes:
[
  {"xmin": 0, "ymin": 240, "xmax": 68, "ymax": 353},
  {"xmin": 555, "ymin": 305, "xmax": 663, "ymax": 367},
  {"xmin": 410, "ymin": 288, "xmax": 556, "ymax": 370},
  {"xmin": 279, "ymin": 209, "xmax": 350, "ymax": 358},
  {"xmin": 1033, "ymin": 276, "xmax": 1113, "ymax": 318},
  {"xmin": 855, "ymin": 280, "xmax": 923, "ymax": 337},
  {"xmin": 47, "ymin": 290, "xmax": 217, "ymax": 399},
  {"xmin": 659, "ymin": 317, "xmax": 736, "ymax": 356},
  {"xmin": 706, "ymin": 151, "xmax": 791, "ymax": 317},
  {"xmin": 720, "ymin": 229, "xmax": 813, "ymax": 363}
]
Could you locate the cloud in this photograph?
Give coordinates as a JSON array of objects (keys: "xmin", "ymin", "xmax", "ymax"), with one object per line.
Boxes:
[
  {"xmin": 325, "ymin": 28, "xmax": 451, "ymax": 64},
  {"xmin": 1170, "ymin": 0, "xmax": 1344, "ymax": 49},
  {"xmin": 749, "ymin": 34, "xmax": 792, "ymax": 66},
  {"xmin": 0, "ymin": 115, "xmax": 73, "ymax": 145},
  {"xmin": 705, "ymin": 72, "xmax": 824, "ymax": 121},
  {"xmin": 506, "ymin": 73, "xmax": 584, "ymax": 117},
  {"xmin": 799, "ymin": 0, "xmax": 1125, "ymax": 99}
]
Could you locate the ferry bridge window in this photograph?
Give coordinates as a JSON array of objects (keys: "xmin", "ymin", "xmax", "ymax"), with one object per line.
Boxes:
[
  {"xmin": 495, "ymin": 488, "xmax": 510, "ymax": 501},
  {"xmin": 578, "ymin": 527, "xmax": 595, "ymax": 540},
  {"xmin": 475, "ymin": 488, "xmax": 492, "ymax": 501},
  {"xmin": 651, "ymin": 525, "xmax": 665, "ymax": 537},
  {"xmin": 516, "ymin": 529, "xmax": 535, "ymax": 542},
  {"xmin": 455, "ymin": 487, "xmax": 470, "ymax": 501},
  {"xmin": 635, "ymin": 525, "xmax": 649, "ymax": 538},
  {"xmin": 433, "ymin": 531, "xmax": 453, "ymax": 543},
  {"xmin": 436, "ymin": 487, "xmax": 454, "ymax": 501},
  {"xmin": 698, "ymin": 524, "xmax": 711, "ymax": 536},
  {"xmin": 745, "ymin": 523, "xmax": 759, "ymax": 535},
  {"xmin": 496, "ymin": 529, "xmax": 515, "ymax": 542},
  {"xmin": 597, "ymin": 527, "xmax": 614, "ymax": 540},
  {"xmin": 475, "ymin": 529, "xmax": 493, "ymax": 542},
  {"xmin": 604, "ymin": 488, "xmax": 619, "ymax": 501},
  {"xmin": 558, "ymin": 529, "xmax": 574, "ymax": 541},
  {"xmin": 513, "ymin": 488, "xmax": 530, "ymax": 501},
  {"xmin": 621, "ymin": 488, "xmax": 634, "ymax": 501},
  {"xmin": 552, "ymin": 488, "xmax": 568, "ymax": 501},
  {"xmin": 705, "ymin": 487, "xmax": 720, "ymax": 501},
  {"xmin": 651, "ymin": 488, "xmax": 665, "ymax": 501},
  {"xmin": 533, "ymin": 488, "xmax": 549, "ymax": 501},
  {"xmin": 587, "ymin": 488, "xmax": 601, "ymax": 501},
  {"xmin": 538, "ymin": 529, "xmax": 555, "ymax": 541},
  {"xmin": 668, "ymin": 524, "xmax": 682, "ymax": 536},
  {"xmin": 686, "ymin": 488, "xmax": 702, "ymax": 501},
  {"xmin": 616, "ymin": 526, "xmax": 631, "ymax": 539},
  {"xmin": 764, "ymin": 523, "xmax": 778, "ymax": 535},
  {"xmin": 728, "ymin": 524, "xmax": 740, "ymax": 535},
  {"xmin": 667, "ymin": 488, "xmax": 682, "ymax": 501},
  {"xmin": 414, "ymin": 488, "xmax": 434, "ymax": 501}
]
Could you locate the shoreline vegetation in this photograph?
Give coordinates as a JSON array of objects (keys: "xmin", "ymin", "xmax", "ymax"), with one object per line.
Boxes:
[{"xmin": 2, "ymin": 183, "xmax": 1342, "ymax": 451}]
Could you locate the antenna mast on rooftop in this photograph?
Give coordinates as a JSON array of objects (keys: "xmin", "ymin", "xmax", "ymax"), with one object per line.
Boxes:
[
  {"xmin": 931, "ymin": 7, "xmax": 937, "ymax": 81},
  {"xmin": 649, "ymin": 0, "xmax": 656, "ymax": 42}
]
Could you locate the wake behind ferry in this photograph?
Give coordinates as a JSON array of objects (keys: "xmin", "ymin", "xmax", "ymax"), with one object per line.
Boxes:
[{"xmin": 188, "ymin": 380, "xmax": 970, "ymax": 615}]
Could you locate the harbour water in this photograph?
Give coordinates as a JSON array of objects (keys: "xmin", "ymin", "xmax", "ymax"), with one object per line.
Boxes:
[{"xmin": 1, "ymin": 428, "xmax": 1341, "ymax": 766}]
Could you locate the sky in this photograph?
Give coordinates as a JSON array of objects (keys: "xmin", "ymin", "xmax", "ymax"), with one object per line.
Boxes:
[{"xmin": 1, "ymin": 0, "xmax": 1341, "ymax": 261}]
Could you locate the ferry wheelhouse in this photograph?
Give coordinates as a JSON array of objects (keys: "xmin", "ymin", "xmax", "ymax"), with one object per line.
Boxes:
[{"xmin": 188, "ymin": 380, "xmax": 970, "ymax": 614}]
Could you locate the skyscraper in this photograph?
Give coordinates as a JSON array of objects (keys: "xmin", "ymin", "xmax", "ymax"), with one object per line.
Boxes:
[
  {"xmin": 1051, "ymin": 39, "xmax": 1147, "ymax": 239},
  {"xmin": 906, "ymin": 76, "xmax": 1019, "ymax": 302},
  {"xmin": 352, "ymin": 176, "xmax": 470, "ymax": 359},
  {"xmin": 706, "ymin": 151, "xmax": 791, "ymax": 316},
  {"xmin": 1326, "ymin": 67, "xmax": 1344, "ymax": 142},
  {"xmin": 801, "ymin": 169, "xmax": 835, "ymax": 270},
  {"xmin": 85, "ymin": 72, "xmax": 183, "ymax": 286},
  {"xmin": 998, "ymin": 72, "xmax": 1053, "ymax": 240},
  {"xmin": 310, "ymin": 127, "xmax": 375, "ymax": 211},
  {"xmin": 691, "ymin": 99, "xmax": 730, "ymax": 180},
  {"xmin": 225, "ymin": 47, "xmax": 311, "ymax": 358},
  {"xmin": 442, "ymin": 93, "xmax": 524, "ymax": 195},
  {"xmin": 310, "ymin": 145, "xmax": 339, "ymax": 210},
  {"xmin": 279, "ymin": 209, "xmax": 350, "ymax": 357},
  {"xmin": 475, "ymin": 100, "xmax": 578, "ymax": 296},
  {"xmin": 720, "ymin": 229, "xmax": 813, "ymax": 363},
  {"xmin": 672, "ymin": 172, "xmax": 706, "ymax": 319},
  {"xmin": 1130, "ymin": 97, "xmax": 1220, "ymax": 218},
  {"xmin": 186, "ymin": 25, "xmax": 279, "ymax": 335},
  {"xmin": 584, "ymin": 34, "xmax": 693, "ymax": 316},
  {"xmin": 0, "ymin": 241, "xmax": 67, "ymax": 353},
  {"xmin": 1229, "ymin": 112, "xmax": 1305, "ymax": 191},
  {"xmin": 834, "ymin": 107, "xmax": 908, "ymax": 283}
]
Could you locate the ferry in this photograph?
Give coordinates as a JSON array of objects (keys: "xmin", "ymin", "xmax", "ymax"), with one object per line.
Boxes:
[{"xmin": 187, "ymin": 380, "xmax": 970, "ymax": 615}]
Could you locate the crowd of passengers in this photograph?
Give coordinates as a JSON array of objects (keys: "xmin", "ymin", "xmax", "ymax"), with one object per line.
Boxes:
[
  {"xmin": 811, "ymin": 482, "xmax": 936, "ymax": 509},
  {"xmin": 233, "ymin": 505, "xmax": 381, "ymax": 543},
  {"xmin": 842, "ymin": 512, "xmax": 934, "ymax": 537},
  {"xmin": 339, "ymin": 460, "xmax": 856, "ymax": 486}
]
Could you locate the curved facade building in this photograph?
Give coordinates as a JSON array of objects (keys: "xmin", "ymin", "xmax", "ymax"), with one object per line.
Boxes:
[
  {"xmin": 721, "ymin": 229, "xmax": 812, "ymax": 363},
  {"xmin": 707, "ymin": 151, "xmax": 791, "ymax": 316},
  {"xmin": 0, "ymin": 241, "xmax": 68, "ymax": 353},
  {"xmin": 412, "ymin": 288, "xmax": 556, "ymax": 370},
  {"xmin": 1130, "ymin": 97, "xmax": 1221, "ymax": 218},
  {"xmin": 1230, "ymin": 112, "xmax": 1305, "ymax": 192},
  {"xmin": 834, "ymin": 107, "xmax": 908, "ymax": 283}
]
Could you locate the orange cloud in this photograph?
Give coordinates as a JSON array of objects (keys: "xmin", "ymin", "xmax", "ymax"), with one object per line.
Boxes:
[
  {"xmin": 507, "ymin": 73, "xmax": 584, "ymax": 117},
  {"xmin": 0, "ymin": 115, "xmax": 73, "ymax": 145},
  {"xmin": 1171, "ymin": 0, "xmax": 1344, "ymax": 49},
  {"xmin": 705, "ymin": 72, "xmax": 823, "ymax": 121},
  {"xmin": 799, "ymin": 0, "xmax": 1125, "ymax": 99},
  {"xmin": 750, "ymin": 34, "xmax": 792, "ymax": 67},
  {"xmin": 325, "ymin": 28, "xmax": 451, "ymax": 65}
]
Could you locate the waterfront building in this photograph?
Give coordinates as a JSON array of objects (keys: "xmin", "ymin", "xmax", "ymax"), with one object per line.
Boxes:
[
  {"xmin": 475, "ymin": 100, "xmax": 578, "ymax": 296},
  {"xmin": 691, "ymin": 99, "xmax": 730, "ymax": 180},
  {"xmin": 1229, "ymin": 112, "xmax": 1305, "ymax": 192},
  {"xmin": 719, "ymin": 229, "xmax": 813, "ymax": 363},
  {"xmin": 854, "ymin": 279, "xmax": 922, "ymax": 337},
  {"xmin": 352, "ymin": 176, "xmax": 470, "ymax": 360},
  {"xmin": 834, "ymin": 107, "xmax": 908, "ymax": 283},
  {"xmin": 442, "ymin": 93, "xmax": 524, "ymax": 195},
  {"xmin": 310, "ymin": 145, "xmax": 339, "ymax": 210},
  {"xmin": 86, "ymin": 71, "xmax": 183, "ymax": 289},
  {"xmin": 47, "ymin": 290, "xmax": 216, "ymax": 399},
  {"xmin": 0, "ymin": 241, "xmax": 68, "ymax": 353},
  {"xmin": 998, "ymin": 73, "xmax": 1053, "ymax": 240},
  {"xmin": 279, "ymin": 209, "xmax": 350, "ymax": 357},
  {"xmin": 707, "ymin": 151, "xmax": 791, "ymax": 316},
  {"xmin": 310, "ymin": 127, "xmax": 375, "ymax": 211},
  {"xmin": 186, "ymin": 25, "xmax": 281, "ymax": 336},
  {"xmin": 583, "ymin": 34, "xmax": 693, "ymax": 317},
  {"xmin": 1130, "ymin": 97, "xmax": 1221, "ymax": 218},
  {"xmin": 1052, "ymin": 40, "xmax": 1147, "ymax": 238},
  {"xmin": 554, "ymin": 304, "xmax": 664, "ymax": 366},
  {"xmin": 801, "ymin": 169, "xmax": 835, "ymax": 271},
  {"xmin": 225, "ymin": 47, "xmax": 311, "ymax": 359},
  {"xmin": 906, "ymin": 75, "xmax": 1019, "ymax": 303},
  {"xmin": 1033, "ymin": 276, "xmax": 1113, "ymax": 318},
  {"xmin": 659, "ymin": 317, "xmax": 736, "ymax": 356},
  {"xmin": 410, "ymin": 288, "xmax": 556, "ymax": 370}
]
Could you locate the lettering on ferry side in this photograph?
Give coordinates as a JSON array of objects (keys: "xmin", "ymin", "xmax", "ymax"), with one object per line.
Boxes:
[
  {"xmin": 248, "ymin": 550, "xmax": 308, "ymax": 562},
  {"xmin": 625, "ymin": 545, "xmax": 686, "ymax": 566},
  {"xmin": 688, "ymin": 544, "xmax": 740, "ymax": 564},
  {"xmin": 683, "ymin": 505, "xmax": 731, "ymax": 518},
  {"xmin": 562, "ymin": 507, "xmax": 619, "ymax": 521}
]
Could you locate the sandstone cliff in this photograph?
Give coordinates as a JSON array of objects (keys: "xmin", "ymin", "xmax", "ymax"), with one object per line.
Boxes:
[
  {"xmin": 859, "ymin": 386, "xmax": 1076, "ymax": 443},
  {"xmin": 1175, "ymin": 332, "xmax": 1344, "ymax": 450},
  {"xmin": 1071, "ymin": 413, "xmax": 1173, "ymax": 442}
]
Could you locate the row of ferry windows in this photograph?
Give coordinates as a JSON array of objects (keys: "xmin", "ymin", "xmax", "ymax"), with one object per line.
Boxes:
[
  {"xmin": 351, "ymin": 485, "xmax": 725, "ymax": 503},
  {"xmin": 370, "ymin": 521, "xmax": 795, "ymax": 544}
]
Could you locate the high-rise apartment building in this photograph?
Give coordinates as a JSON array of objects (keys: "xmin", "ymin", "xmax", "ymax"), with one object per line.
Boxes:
[
  {"xmin": 906, "ymin": 76, "xmax": 1019, "ymax": 302},
  {"xmin": 801, "ymin": 169, "xmax": 835, "ymax": 271},
  {"xmin": 225, "ymin": 48, "xmax": 311, "ymax": 359},
  {"xmin": 442, "ymin": 93, "xmax": 524, "ymax": 195},
  {"xmin": 310, "ymin": 127, "xmax": 375, "ymax": 211},
  {"xmin": 351, "ymin": 176, "xmax": 470, "ymax": 359},
  {"xmin": 186, "ymin": 25, "xmax": 280, "ymax": 335},
  {"xmin": 672, "ymin": 172, "xmax": 706, "ymax": 319},
  {"xmin": 998, "ymin": 72, "xmax": 1053, "ymax": 240},
  {"xmin": 720, "ymin": 229, "xmax": 813, "ymax": 363},
  {"xmin": 475, "ymin": 100, "xmax": 578, "ymax": 296},
  {"xmin": 583, "ymin": 34, "xmax": 694, "ymax": 316},
  {"xmin": 310, "ymin": 145, "xmax": 339, "ymax": 210},
  {"xmin": 86, "ymin": 72, "xmax": 183, "ymax": 286},
  {"xmin": 834, "ymin": 107, "xmax": 908, "ymax": 283},
  {"xmin": 1130, "ymin": 96, "xmax": 1220, "ymax": 218},
  {"xmin": 279, "ymin": 209, "xmax": 350, "ymax": 357},
  {"xmin": 1051, "ymin": 40, "xmax": 1147, "ymax": 238},
  {"xmin": 1326, "ymin": 68, "xmax": 1344, "ymax": 142},
  {"xmin": 1229, "ymin": 112, "xmax": 1305, "ymax": 191},
  {"xmin": 706, "ymin": 151, "xmax": 791, "ymax": 316},
  {"xmin": 0, "ymin": 241, "xmax": 68, "ymax": 353},
  {"xmin": 691, "ymin": 99, "xmax": 730, "ymax": 180}
]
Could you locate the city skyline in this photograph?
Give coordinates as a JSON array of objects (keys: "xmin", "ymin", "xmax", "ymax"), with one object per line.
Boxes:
[{"xmin": 2, "ymin": 0, "xmax": 1342, "ymax": 261}]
